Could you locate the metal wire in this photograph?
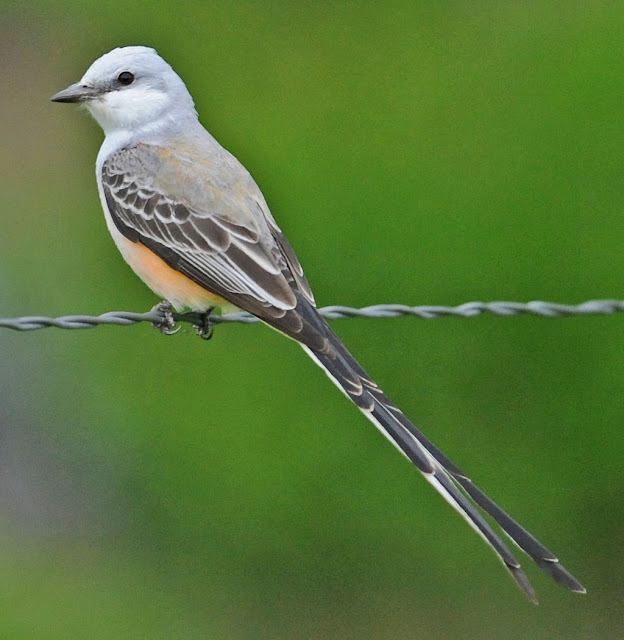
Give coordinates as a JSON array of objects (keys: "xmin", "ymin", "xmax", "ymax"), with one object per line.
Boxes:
[{"xmin": 1, "ymin": 299, "xmax": 622, "ymax": 332}]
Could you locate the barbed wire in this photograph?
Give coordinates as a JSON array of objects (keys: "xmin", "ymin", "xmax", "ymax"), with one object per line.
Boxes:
[{"xmin": 0, "ymin": 299, "xmax": 622, "ymax": 332}]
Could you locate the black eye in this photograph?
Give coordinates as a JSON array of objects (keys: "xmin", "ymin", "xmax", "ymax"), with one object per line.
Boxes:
[{"xmin": 117, "ymin": 71, "xmax": 135, "ymax": 86}]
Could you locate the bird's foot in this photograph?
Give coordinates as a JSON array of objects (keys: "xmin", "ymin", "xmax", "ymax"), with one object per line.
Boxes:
[
  {"xmin": 150, "ymin": 300, "xmax": 180, "ymax": 335},
  {"xmin": 193, "ymin": 308, "xmax": 214, "ymax": 340}
]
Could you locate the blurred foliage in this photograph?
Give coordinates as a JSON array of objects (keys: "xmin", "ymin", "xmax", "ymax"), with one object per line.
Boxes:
[{"xmin": 1, "ymin": 1, "xmax": 623, "ymax": 638}]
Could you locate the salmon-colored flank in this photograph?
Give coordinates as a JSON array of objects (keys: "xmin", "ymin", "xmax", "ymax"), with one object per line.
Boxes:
[{"xmin": 116, "ymin": 233, "xmax": 229, "ymax": 312}]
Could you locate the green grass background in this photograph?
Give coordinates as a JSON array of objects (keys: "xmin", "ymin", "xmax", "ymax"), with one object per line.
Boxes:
[{"xmin": 1, "ymin": 2, "xmax": 623, "ymax": 638}]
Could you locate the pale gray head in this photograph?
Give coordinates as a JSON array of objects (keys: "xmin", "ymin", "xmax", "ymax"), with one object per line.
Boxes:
[{"xmin": 51, "ymin": 46, "xmax": 197, "ymax": 135}]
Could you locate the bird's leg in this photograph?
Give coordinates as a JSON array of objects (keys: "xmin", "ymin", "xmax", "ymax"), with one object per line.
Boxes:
[
  {"xmin": 193, "ymin": 307, "xmax": 215, "ymax": 340},
  {"xmin": 150, "ymin": 299, "xmax": 180, "ymax": 335}
]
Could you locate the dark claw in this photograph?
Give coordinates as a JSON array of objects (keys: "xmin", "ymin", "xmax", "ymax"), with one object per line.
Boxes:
[
  {"xmin": 150, "ymin": 300, "xmax": 180, "ymax": 335},
  {"xmin": 193, "ymin": 308, "xmax": 214, "ymax": 340}
]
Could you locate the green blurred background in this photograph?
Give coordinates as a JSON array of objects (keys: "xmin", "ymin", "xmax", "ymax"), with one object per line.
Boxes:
[{"xmin": 1, "ymin": 1, "xmax": 623, "ymax": 638}]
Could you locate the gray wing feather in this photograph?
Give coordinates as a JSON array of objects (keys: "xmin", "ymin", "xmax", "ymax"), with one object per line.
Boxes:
[{"xmin": 101, "ymin": 144, "xmax": 316, "ymax": 313}]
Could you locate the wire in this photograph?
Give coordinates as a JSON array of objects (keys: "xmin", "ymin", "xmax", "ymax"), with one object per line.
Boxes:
[{"xmin": 1, "ymin": 299, "xmax": 622, "ymax": 332}]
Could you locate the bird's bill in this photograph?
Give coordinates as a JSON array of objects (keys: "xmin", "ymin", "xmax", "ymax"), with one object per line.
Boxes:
[{"xmin": 50, "ymin": 82, "xmax": 100, "ymax": 103}]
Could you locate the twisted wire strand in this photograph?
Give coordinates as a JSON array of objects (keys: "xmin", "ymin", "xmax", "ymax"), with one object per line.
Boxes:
[{"xmin": 1, "ymin": 299, "xmax": 622, "ymax": 332}]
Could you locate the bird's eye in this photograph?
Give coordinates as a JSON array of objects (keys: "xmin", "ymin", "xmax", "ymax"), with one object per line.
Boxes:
[{"xmin": 117, "ymin": 71, "xmax": 135, "ymax": 86}]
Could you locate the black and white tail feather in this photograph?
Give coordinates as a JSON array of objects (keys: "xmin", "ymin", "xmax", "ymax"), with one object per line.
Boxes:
[{"xmin": 295, "ymin": 303, "xmax": 585, "ymax": 603}]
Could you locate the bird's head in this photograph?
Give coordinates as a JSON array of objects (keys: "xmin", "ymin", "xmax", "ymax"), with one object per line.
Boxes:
[{"xmin": 51, "ymin": 46, "xmax": 197, "ymax": 135}]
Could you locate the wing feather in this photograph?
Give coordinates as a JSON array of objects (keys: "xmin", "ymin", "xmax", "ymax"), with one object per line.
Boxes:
[{"xmin": 101, "ymin": 145, "xmax": 300, "ymax": 312}]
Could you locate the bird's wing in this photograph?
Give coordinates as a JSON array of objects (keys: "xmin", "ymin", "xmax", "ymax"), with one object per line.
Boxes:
[{"xmin": 101, "ymin": 143, "xmax": 323, "ymax": 341}]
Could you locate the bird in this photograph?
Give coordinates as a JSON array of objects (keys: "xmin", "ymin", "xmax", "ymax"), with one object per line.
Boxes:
[{"xmin": 51, "ymin": 45, "xmax": 585, "ymax": 602}]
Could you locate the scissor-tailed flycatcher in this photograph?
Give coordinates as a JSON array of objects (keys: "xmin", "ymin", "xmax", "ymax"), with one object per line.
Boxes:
[{"xmin": 51, "ymin": 46, "xmax": 584, "ymax": 602}]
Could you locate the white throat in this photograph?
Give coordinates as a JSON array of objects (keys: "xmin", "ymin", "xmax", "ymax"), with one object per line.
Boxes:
[{"xmin": 86, "ymin": 86, "xmax": 174, "ymax": 135}]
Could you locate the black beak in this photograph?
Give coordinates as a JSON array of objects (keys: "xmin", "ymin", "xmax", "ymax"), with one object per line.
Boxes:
[{"xmin": 50, "ymin": 82, "xmax": 100, "ymax": 103}]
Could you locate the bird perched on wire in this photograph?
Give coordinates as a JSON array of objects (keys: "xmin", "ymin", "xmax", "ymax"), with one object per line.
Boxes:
[{"xmin": 51, "ymin": 46, "xmax": 585, "ymax": 602}]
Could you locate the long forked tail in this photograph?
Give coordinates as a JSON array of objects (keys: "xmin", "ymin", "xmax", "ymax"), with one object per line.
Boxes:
[{"xmin": 300, "ymin": 320, "xmax": 585, "ymax": 603}]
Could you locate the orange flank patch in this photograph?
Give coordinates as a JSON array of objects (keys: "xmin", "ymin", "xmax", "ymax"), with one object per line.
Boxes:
[{"xmin": 115, "ymin": 233, "xmax": 231, "ymax": 312}]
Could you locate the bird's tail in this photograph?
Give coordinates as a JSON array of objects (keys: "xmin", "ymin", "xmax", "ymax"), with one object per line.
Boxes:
[{"xmin": 300, "ymin": 318, "xmax": 585, "ymax": 602}]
